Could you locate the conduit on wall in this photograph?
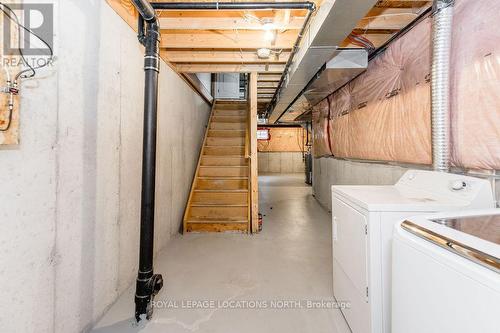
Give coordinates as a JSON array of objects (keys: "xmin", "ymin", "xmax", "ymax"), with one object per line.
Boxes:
[{"xmin": 312, "ymin": 0, "xmax": 500, "ymax": 171}]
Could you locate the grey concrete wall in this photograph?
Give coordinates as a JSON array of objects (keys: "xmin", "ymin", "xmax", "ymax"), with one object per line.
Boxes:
[
  {"xmin": 313, "ymin": 158, "xmax": 500, "ymax": 211},
  {"xmin": 258, "ymin": 152, "xmax": 305, "ymax": 173},
  {"xmin": 0, "ymin": 1, "xmax": 210, "ymax": 332}
]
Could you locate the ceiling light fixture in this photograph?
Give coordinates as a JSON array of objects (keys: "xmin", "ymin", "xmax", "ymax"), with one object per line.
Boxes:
[
  {"xmin": 263, "ymin": 30, "xmax": 276, "ymax": 42},
  {"xmin": 262, "ymin": 18, "xmax": 276, "ymax": 42},
  {"xmin": 257, "ymin": 48, "xmax": 271, "ymax": 59}
]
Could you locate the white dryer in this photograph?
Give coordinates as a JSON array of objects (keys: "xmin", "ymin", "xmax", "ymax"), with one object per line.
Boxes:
[
  {"xmin": 331, "ymin": 170, "xmax": 495, "ymax": 333},
  {"xmin": 392, "ymin": 210, "xmax": 500, "ymax": 333}
]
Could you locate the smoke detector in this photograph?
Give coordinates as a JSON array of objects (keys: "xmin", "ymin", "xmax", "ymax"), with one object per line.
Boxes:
[{"xmin": 257, "ymin": 48, "xmax": 271, "ymax": 59}]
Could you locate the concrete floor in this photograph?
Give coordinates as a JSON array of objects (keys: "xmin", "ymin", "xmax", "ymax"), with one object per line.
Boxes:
[{"xmin": 92, "ymin": 173, "xmax": 350, "ymax": 333}]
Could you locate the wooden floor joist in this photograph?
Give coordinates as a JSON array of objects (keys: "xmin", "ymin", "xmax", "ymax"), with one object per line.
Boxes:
[
  {"xmin": 163, "ymin": 50, "xmax": 290, "ymax": 64},
  {"xmin": 175, "ymin": 63, "xmax": 285, "ymax": 73},
  {"xmin": 160, "ymin": 29, "xmax": 297, "ymax": 49},
  {"xmin": 107, "ymin": 0, "xmax": 433, "ymax": 125}
]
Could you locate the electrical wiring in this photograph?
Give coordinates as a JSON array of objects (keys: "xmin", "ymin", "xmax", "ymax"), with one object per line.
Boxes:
[{"xmin": 347, "ymin": 32, "xmax": 375, "ymax": 52}]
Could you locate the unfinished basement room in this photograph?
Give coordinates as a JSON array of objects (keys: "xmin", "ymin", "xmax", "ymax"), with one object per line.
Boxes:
[{"xmin": 1, "ymin": 0, "xmax": 499, "ymax": 332}]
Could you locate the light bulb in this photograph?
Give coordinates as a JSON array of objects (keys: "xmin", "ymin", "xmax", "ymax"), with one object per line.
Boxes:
[
  {"xmin": 264, "ymin": 30, "xmax": 276, "ymax": 42},
  {"xmin": 262, "ymin": 22, "xmax": 275, "ymax": 31}
]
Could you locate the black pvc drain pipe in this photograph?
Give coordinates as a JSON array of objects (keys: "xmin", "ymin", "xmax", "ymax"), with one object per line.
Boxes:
[
  {"xmin": 131, "ymin": 0, "xmax": 163, "ymax": 322},
  {"xmin": 129, "ymin": 1, "xmax": 316, "ymax": 322}
]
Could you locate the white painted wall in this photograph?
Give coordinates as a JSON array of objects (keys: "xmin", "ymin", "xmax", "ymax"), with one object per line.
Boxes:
[{"xmin": 0, "ymin": 1, "xmax": 210, "ymax": 332}]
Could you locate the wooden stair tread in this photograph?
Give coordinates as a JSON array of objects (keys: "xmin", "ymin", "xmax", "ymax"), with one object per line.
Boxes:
[
  {"xmin": 186, "ymin": 219, "xmax": 248, "ymax": 224},
  {"xmin": 209, "ymin": 129, "xmax": 245, "ymax": 131},
  {"xmin": 203, "ymin": 155, "xmax": 247, "ymax": 158},
  {"xmin": 199, "ymin": 165, "xmax": 247, "ymax": 167},
  {"xmin": 190, "ymin": 203, "xmax": 247, "ymax": 207},
  {"xmin": 194, "ymin": 189, "xmax": 248, "ymax": 193},
  {"xmin": 197, "ymin": 176, "xmax": 248, "ymax": 179},
  {"xmin": 205, "ymin": 145, "xmax": 244, "ymax": 148}
]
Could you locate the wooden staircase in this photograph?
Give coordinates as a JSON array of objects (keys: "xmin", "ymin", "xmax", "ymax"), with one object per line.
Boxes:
[{"xmin": 183, "ymin": 100, "xmax": 251, "ymax": 233}]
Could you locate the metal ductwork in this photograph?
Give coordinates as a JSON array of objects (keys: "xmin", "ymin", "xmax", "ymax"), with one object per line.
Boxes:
[
  {"xmin": 278, "ymin": 49, "xmax": 368, "ymax": 122},
  {"xmin": 431, "ymin": 0, "xmax": 454, "ymax": 172},
  {"xmin": 266, "ymin": 0, "xmax": 380, "ymax": 123}
]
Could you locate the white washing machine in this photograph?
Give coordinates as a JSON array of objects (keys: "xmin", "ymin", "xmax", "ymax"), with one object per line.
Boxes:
[
  {"xmin": 392, "ymin": 209, "xmax": 500, "ymax": 333},
  {"xmin": 331, "ymin": 170, "xmax": 495, "ymax": 333}
]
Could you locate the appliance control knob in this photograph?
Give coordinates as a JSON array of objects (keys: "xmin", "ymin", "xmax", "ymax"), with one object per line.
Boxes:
[{"xmin": 451, "ymin": 180, "xmax": 467, "ymax": 191}]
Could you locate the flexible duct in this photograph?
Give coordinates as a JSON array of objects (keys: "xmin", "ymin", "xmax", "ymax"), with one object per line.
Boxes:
[{"xmin": 431, "ymin": 0, "xmax": 454, "ymax": 172}]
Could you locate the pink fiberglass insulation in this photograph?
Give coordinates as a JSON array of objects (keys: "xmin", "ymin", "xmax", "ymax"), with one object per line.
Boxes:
[
  {"xmin": 312, "ymin": 0, "xmax": 500, "ymax": 169},
  {"xmin": 328, "ymin": 17, "xmax": 432, "ymax": 164},
  {"xmin": 450, "ymin": 0, "xmax": 500, "ymax": 170},
  {"xmin": 312, "ymin": 98, "xmax": 332, "ymax": 157}
]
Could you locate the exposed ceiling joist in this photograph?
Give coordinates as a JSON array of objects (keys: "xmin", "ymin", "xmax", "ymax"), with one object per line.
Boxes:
[
  {"xmin": 160, "ymin": 29, "xmax": 298, "ymax": 49},
  {"xmin": 257, "ymin": 88, "xmax": 277, "ymax": 94},
  {"xmin": 341, "ymin": 33, "xmax": 395, "ymax": 48},
  {"xmin": 156, "ymin": 8, "xmax": 310, "ymax": 19},
  {"xmin": 356, "ymin": 12, "xmax": 418, "ymax": 30},
  {"xmin": 158, "ymin": 16, "xmax": 305, "ymax": 30},
  {"xmin": 175, "ymin": 63, "xmax": 285, "ymax": 73},
  {"xmin": 162, "ymin": 50, "xmax": 290, "ymax": 64},
  {"xmin": 352, "ymin": 28, "xmax": 399, "ymax": 34},
  {"xmin": 257, "ymin": 81, "xmax": 279, "ymax": 88},
  {"xmin": 375, "ymin": 0, "xmax": 429, "ymax": 8},
  {"xmin": 258, "ymin": 74, "xmax": 281, "ymax": 82}
]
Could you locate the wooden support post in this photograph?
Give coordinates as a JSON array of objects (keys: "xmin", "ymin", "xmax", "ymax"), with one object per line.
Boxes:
[{"xmin": 249, "ymin": 72, "xmax": 259, "ymax": 233}]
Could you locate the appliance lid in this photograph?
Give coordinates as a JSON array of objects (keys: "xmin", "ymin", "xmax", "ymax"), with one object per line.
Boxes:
[
  {"xmin": 332, "ymin": 185, "xmax": 469, "ymax": 212},
  {"xmin": 331, "ymin": 169, "xmax": 494, "ymax": 212},
  {"xmin": 430, "ymin": 215, "xmax": 500, "ymax": 245},
  {"xmin": 400, "ymin": 209, "xmax": 500, "ymax": 273}
]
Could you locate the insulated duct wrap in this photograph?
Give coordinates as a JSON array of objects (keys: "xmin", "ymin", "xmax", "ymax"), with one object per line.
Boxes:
[{"xmin": 312, "ymin": 0, "xmax": 500, "ymax": 170}]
